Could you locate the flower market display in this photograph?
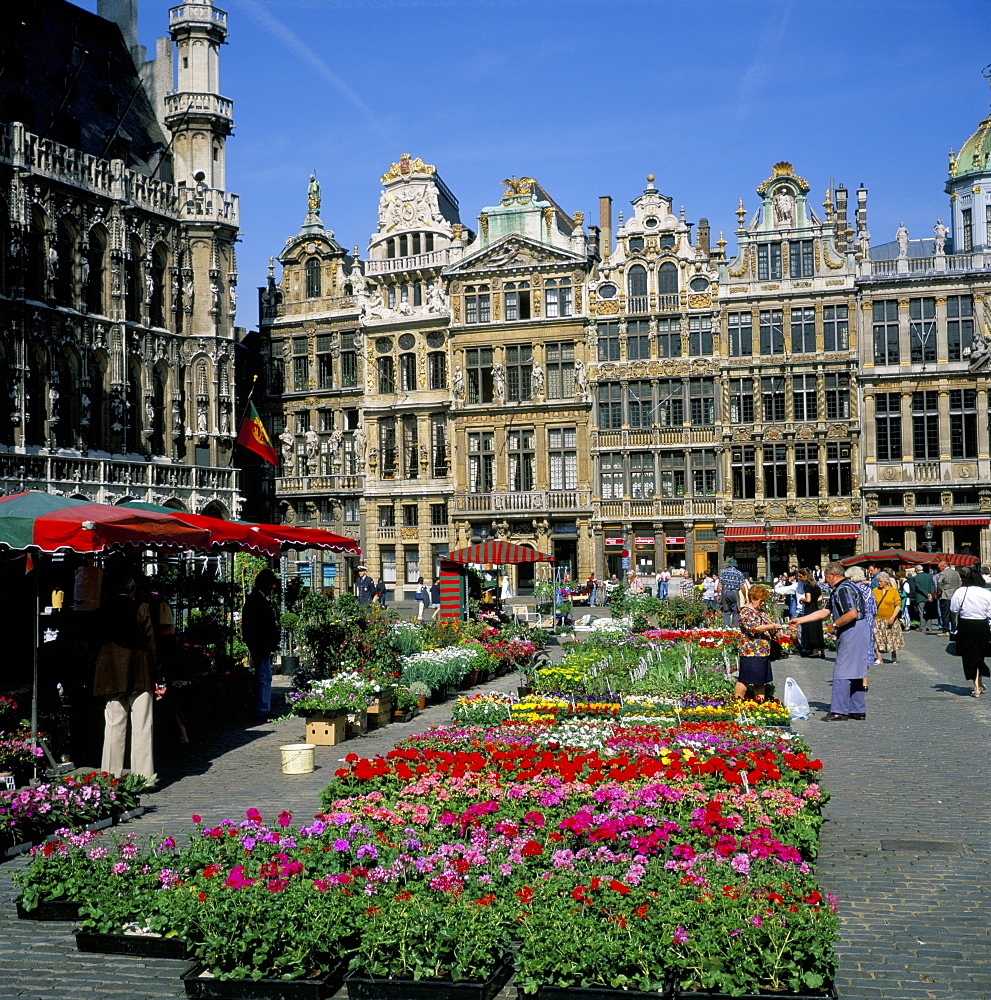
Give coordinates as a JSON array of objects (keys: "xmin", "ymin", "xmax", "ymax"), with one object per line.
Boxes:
[{"xmin": 9, "ymin": 618, "xmax": 837, "ymax": 998}]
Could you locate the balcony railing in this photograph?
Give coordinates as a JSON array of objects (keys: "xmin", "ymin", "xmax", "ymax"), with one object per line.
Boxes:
[
  {"xmin": 453, "ymin": 490, "xmax": 591, "ymax": 514},
  {"xmin": 0, "ymin": 452, "xmax": 233, "ymax": 503},
  {"xmin": 913, "ymin": 462, "xmax": 940, "ymax": 482},
  {"xmin": 364, "ymin": 249, "xmax": 451, "ymax": 275},
  {"xmin": 593, "ymin": 497, "xmax": 720, "ymax": 520},
  {"xmin": 164, "ymin": 92, "xmax": 234, "ymax": 122},
  {"xmin": 866, "ymin": 252, "xmax": 991, "ymax": 277},
  {"xmin": 275, "ymin": 475, "xmax": 364, "ymax": 494}
]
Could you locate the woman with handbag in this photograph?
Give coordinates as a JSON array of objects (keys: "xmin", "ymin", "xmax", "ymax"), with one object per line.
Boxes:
[
  {"xmin": 948, "ymin": 569, "xmax": 991, "ymax": 697},
  {"xmin": 796, "ymin": 568, "xmax": 825, "ymax": 658},
  {"xmin": 413, "ymin": 576, "xmax": 428, "ymax": 621},
  {"xmin": 872, "ymin": 571, "xmax": 904, "ymax": 664},
  {"xmin": 736, "ymin": 584, "xmax": 782, "ymax": 702}
]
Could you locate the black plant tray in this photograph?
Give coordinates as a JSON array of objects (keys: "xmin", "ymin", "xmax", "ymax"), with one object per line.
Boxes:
[
  {"xmin": 675, "ymin": 986, "xmax": 837, "ymax": 1000},
  {"xmin": 533, "ymin": 983, "xmax": 670, "ymax": 1000},
  {"xmin": 347, "ymin": 959, "xmax": 513, "ymax": 1000},
  {"xmin": 75, "ymin": 930, "xmax": 190, "ymax": 959},
  {"xmin": 16, "ymin": 898, "xmax": 83, "ymax": 921},
  {"xmin": 182, "ymin": 962, "xmax": 346, "ymax": 1000}
]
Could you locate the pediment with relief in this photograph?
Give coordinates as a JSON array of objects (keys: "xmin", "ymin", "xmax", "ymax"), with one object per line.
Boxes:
[{"xmin": 446, "ymin": 235, "xmax": 584, "ymax": 276}]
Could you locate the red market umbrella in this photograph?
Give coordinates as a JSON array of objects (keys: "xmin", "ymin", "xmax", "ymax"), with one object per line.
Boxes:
[
  {"xmin": 245, "ymin": 523, "xmax": 361, "ymax": 554},
  {"xmin": 0, "ymin": 491, "xmax": 211, "ymax": 554},
  {"xmin": 121, "ymin": 501, "xmax": 282, "ymax": 557},
  {"xmin": 839, "ymin": 548, "xmax": 978, "ymax": 567}
]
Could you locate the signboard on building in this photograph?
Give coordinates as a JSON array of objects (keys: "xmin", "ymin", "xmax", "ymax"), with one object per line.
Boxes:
[
  {"xmin": 665, "ymin": 537, "xmax": 686, "ymax": 545},
  {"xmin": 621, "ymin": 556, "xmax": 630, "ymax": 570},
  {"xmin": 322, "ymin": 564, "xmax": 337, "ymax": 586},
  {"xmin": 635, "ymin": 537, "xmax": 655, "ymax": 545},
  {"xmin": 605, "ymin": 537, "xmax": 625, "ymax": 546}
]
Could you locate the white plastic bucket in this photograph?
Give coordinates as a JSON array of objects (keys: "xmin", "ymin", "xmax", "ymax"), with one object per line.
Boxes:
[{"xmin": 280, "ymin": 743, "xmax": 315, "ymax": 774}]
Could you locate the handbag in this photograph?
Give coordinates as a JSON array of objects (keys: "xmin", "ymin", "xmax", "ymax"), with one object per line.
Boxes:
[{"xmin": 768, "ymin": 639, "xmax": 783, "ymax": 661}]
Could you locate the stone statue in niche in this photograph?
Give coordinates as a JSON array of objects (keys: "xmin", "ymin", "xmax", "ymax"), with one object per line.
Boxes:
[
  {"xmin": 305, "ymin": 428, "xmax": 319, "ymax": 473},
  {"xmin": 492, "ymin": 363, "xmax": 506, "ymax": 399},
  {"xmin": 773, "ymin": 186, "xmax": 794, "ymax": 225},
  {"xmin": 427, "ymin": 282, "xmax": 448, "ymax": 312},
  {"xmin": 895, "ymin": 222, "xmax": 909, "ymax": 258},
  {"xmin": 183, "ymin": 277, "xmax": 194, "ymax": 313},
  {"xmin": 452, "ymin": 366, "xmax": 465, "ymax": 401},
  {"xmin": 280, "ymin": 426, "xmax": 295, "ymax": 472},
  {"xmin": 531, "ymin": 363, "xmax": 544, "ymax": 395},
  {"xmin": 574, "ymin": 358, "xmax": 588, "ymax": 396},
  {"xmin": 933, "ymin": 219, "xmax": 948, "ymax": 255}
]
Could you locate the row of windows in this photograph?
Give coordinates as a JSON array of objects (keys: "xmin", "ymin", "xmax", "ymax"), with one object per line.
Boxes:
[
  {"xmin": 377, "ymin": 502, "xmax": 449, "ymax": 527},
  {"xmin": 467, "ymin": 427, "xmax": 578, "ymax": 493},
  {"xmin": 755, "ymin": 240, "xmax": 816, "ymax": 280},
  {"xmin": 596, "ymin": 375, "xmax": 851, "ymax": 429},
  {"xmin": 958, "ymin": 204, "xmax": 991, "ymax": 252},
  {"xmin": 730, "ymin": 444, "xmax": 852, "ymax": 499},
  {"xmin": 872, "ymin": 296, "xmax": 974, "ymax": 365},
  {"xmin": 464, "ymin": 343, "xmax": 575, "ymax": 403},
  {"xmin": 874, "ymin": 389, "xmax": 978, "ymax": 461},
  {"xmin": 377, "ymin": 414, "xmax": 449, "ymax": 479},
  {"xmin": 599, "ymin": 450, "xmax": 717, "ymax": 498},
  {"xmin": 463, "ymin": 279, "xmax": 572, "ymax": 323}
]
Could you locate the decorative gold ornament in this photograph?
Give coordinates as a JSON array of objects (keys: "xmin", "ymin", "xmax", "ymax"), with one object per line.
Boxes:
[
  {"xmin": 688, "ymin": 293, "xmax": 711, "ymax": 309},
  {"xmin": 501, "ymin": 175, "xmax": 535, "ymax": 197},
  {"xmin": 380, "ymin": 154, "xmax": 436, "ymax": 182}
]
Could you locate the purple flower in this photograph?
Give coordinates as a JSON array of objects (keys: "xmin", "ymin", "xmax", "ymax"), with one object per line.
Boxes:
[
  {"xmin": 333, "ymin": 838, "xmax": 350, "ymax": 851},
  {"xmin": 356, "ymin": 844, "xmax": 378, "ymax": 861}
]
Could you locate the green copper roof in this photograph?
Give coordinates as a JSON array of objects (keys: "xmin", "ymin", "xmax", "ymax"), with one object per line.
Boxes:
[{"xmin": 949, "ymin": 107, "xmax": 991, "ymax": 178}]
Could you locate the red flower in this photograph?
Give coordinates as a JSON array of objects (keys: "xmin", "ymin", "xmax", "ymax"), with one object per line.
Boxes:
[
  {"xmin": 277, "ymin": 811, "xmax": 292, "ymax": 827},
  {"xmin": 245, "ymin": 808, "xmax": 263, "ymax": 823},
  {"xmin": 521, "ymin": 840, "xmax": 544, "ymax": 857},
  {"xmin": 609, "ymin": 880, "xmax": 631, "ymax": 895},
  {"xmin": 515, "ymin": 886, "xmax": 534, "ymax": 903}
]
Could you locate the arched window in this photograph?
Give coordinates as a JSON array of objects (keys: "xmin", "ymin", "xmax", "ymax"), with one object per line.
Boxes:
[
  {"xmin": 125, "ymin": 363, "xmax": 141, "ymax": 452},
  {"xmin": 305, "ymin": 258, "xmax": 321, "ymax": 298},
  {"xmin": 87, "ymin": 354, "xmax": 107, "ymax": 451},
  {"xmin": 150, "ymin": 244, "xmax": 167, "ymax": 326},
  {"xmin": 125, "ymin": 235, "xmax": 142, "ymax": 322},
  {"xmin": 399, "ymin": 235, "xmax": 408, "ymax": 257},
  {"xmin": 27, "ymin": 209, "xmax": 47, "ymax": 301},
  {"xmin": 85, "ymin": 226, "xmax": 107, "ymax": 314},
  {"xmin": 25, "ymin": 342, "xmax": 47, "ymax": 445},
  {"xmin": 151, "ymin": 365, "xmax": 167, "ymax": 455},
  {"xmin": 627, "ymin": 264, "xmax": 648, "ymax": 312},
  {"xmin": 386, "ymin": 238, "xmax": 395, "ymax": 259},
  {"xmin": 53, "ymin": 352, "xmax": 76, "ymax": 449},
  {"xmin": 658, "ymin": 262, "xmax": 678, "ymax": 295},
  {"xmin": 54, "ymin": 216, "xmax": 75, "ymax": 307}
]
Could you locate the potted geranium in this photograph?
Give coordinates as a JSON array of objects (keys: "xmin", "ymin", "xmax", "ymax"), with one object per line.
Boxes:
[{"xmin": 392, "ymin": 687, "xmax": 418, "ymax": 722}]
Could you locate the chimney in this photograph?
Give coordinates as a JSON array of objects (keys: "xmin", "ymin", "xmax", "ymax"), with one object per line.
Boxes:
[
  {"xmin": 599, "ymin": 196, "xmax": 612, "ymax": 263},
  {"xmin": 835, "ymin": 186, "xmax": 848, "ymax": 249},
  {"xmin": 697, "ymin": 217, "xmax": 711, "ymax": 256}
]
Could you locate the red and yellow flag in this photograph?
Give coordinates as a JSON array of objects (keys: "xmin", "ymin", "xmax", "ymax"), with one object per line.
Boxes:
[{"xmin": 236, "ymin": 402, "xmax": 278, "ymax": 465}]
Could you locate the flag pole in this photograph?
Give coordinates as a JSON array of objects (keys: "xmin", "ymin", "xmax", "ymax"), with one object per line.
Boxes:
[{"xmin": 229, "ymin": 375, "xmax": 259, "ymax": 468}]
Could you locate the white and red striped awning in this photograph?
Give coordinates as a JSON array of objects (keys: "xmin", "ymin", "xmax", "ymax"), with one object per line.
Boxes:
[
  {"xmin": 871, "ymin": 517, "xmax": 989, "ymax": 527},
  {"xmin": 441, "ymin": 540, "xmax": 555, "ymax": 565},
  {"xmin": 725, "ymin": 523, "xmax": 860, "ymax": 541}
]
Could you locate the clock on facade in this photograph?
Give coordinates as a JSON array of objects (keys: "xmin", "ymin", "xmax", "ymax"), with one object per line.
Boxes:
[
  {"xmin": 689, "ymin": 277, "xmax": 709, "ymax": 292},
  {"xmin": 398, "ymin": 333, "xmax": 416, "ymax": 350},
  {"xmin": 426, "ymin": 331, "xmax": 445, "ymax": 348},
  {"xmin": 376, "ymin": 338, "xmax": 393, "ymax": 353},
  {"xmin": 598, "ymin": 282, "xmax": 618, "ymax": 299}
]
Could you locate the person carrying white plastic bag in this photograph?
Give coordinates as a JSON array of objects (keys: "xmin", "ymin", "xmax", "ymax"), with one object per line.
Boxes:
[{"xmin": 783, "ymin": 676, "xmax": 810, "ymax": 720}]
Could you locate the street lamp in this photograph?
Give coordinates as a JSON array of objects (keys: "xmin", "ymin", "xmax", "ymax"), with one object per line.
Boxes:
[
  {"xmin": 763, "ymin": 520, "xmax": 773, "ymax": 580},
  {"xmin": 923, "ymin": 520, "xmax": 935, "ymax": 554}
]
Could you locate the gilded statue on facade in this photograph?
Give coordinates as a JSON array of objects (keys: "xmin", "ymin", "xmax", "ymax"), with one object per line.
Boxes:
[
  {"xmin": 502, "ymin": 175, "xmax": 535, "ymax": 197},
  {"xmin": 308, "ymin": 174, "xmax": 321, "ymax": 215}
]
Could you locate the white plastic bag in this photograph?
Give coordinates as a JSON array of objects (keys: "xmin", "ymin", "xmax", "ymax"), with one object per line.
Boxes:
[{"xmin": 783, "ymin": 677, "xmax": 810, "ymax": 721}]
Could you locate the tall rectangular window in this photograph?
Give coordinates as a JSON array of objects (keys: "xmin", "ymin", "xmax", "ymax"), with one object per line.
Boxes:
[
  {"xmin": 505, "ymin": 344, "xmax": 533, "ymax": 402},
  {"xmin": 340, "ymin": 332, "xmax": 358, "ymax": 387},
  {"xmin": 599, "ymin": 453, "xmax": 624, "ymax": 499},
  {"xmin": 757, "ymin": 243, "xmax": 783, "ymax": 280},
  {"xmin": 627, "ymin": 320, "xmax": 651, "ymax": 360},
  {"xmin": 548, "ymin": 427, "xmax": 577, "ymax": 490},
  {"xmin": 759, "ymin": 310, "xmax": 784, "ymax": 355},
  {"xmin": 912, "ymin": 391, "xmax": 939, "ymax": 460},
  {"xmin": 762, "ymin": 444, "xmax": 788, "ymax": 498},
  {"xmin": 428, "ymin": 351, "xmax": 447, "ymax": 389},
  {"xmin": 875, "ymin": 393, "xmax": 902, "ymax": 462},
  {"xmin": 656, "ymin": 317, "xmax": 681, "ymax": 357},
  {"xmin": 791, "ymin": 307, "xmax": 816, "ymax": 353},
  {"xmin": 731, "ymin": 446, "xmax": 756, "ymax": 499},
  {"xmin": 597, "ymin": 322, "xmax": 621, "ymax": 361},
  {"xmin": 504, "ymin": 281, "xmax": 531, "ymax": 321},
  {"xmin": 761, "ymin": 376, "xmax": 786, "ymax": 422},
  {"xmin": 729, "ymin": 377, "xmax": 754, "ymax": 424},
  {"xmin": 377, "ymin": 356, "xmax": 395, "ymax": 394},
  {"xmin": 950, "ymin": 388, "xmax": 978, "ymax": 459},
  {"xmin": 379, "ymin": 417, "xmax": 397, "ymax": 477},
  {"xmin": 378, "ymin": 504, "xmax": 395, "ymax": 528},
  {"xmin": 946, "ymin": 295, "xmax": 974, "ymax": 362},
  {"xmin": 468, "ymin": 431, "xmax": 495, "ymax": 492},
  {"xmin": 824, "ymin": 373, "xmax": 851, "ymax": 419},
  {"xmin": 823, "ymin": 304, "xmax": 849, "ymax": 351},
  {"xmin": 728, "ymin": 312, "xmax": 753, "ymax": 357},
  {"xmin": 656, "ymin": 378, "xmax": 684, "ymax": 427},
  {"xmin": 316, "ymin": 334, "xmax": 334, "ymax": 390},
  {"xmin": 794, "ymin": 443, "xmax": 820, "ymax": 497},
  {"xmin": 689, "ymin": 377, "xmax": 715, "ymax": 425},
  {"xmin": 431, "ymin": 502, "xmax": 448, "ymax": 526},
  {"xmin": 466, "ymin": 347, "xmax": 493, "ymax": 404},
  {"xmin": 546, "ymin": 342, "xmax": 575, "ymax": 398},
  {"xmin": 909, "ymin": 298, "xmax": 937, "ymax": 363},
  {"xmin": 789, "ymin": 239, "xmax": 814, "ymax": 277},
  {"xmin": 688, "ymin": 315, "xmax": 713, "ymax": 355},
  {"xmin": 545, "ymin": 277, "xmax": 572, "ymax": 317},
  {"xmin": 658, "ymin": 451, "xmax": 685, "ymax": 497},
  {"xmin": 826, "ymin": 442, "xmax": 852, "ymax": 495},
  {"xmin": 962, "ymin": 208, "xmax": 973, "ymax": 252},
  {"xmin": 597, "ymin": 383, "xmax": 623, "ymax": 429},
  {"xmin": 793, "ymin": 373, "xmax": 818, "ymax": 421},
  {"xmin": 465, "ymin": 285, "xmax": 490, "ymax": 324},
  {"xmin": 292, "ymin": 337, "xmax": 309, "ymax": 392},
  {"xmin": 627, "ymin": 380, "xmax": 653, "ymax": 428},
  {"xmin": 402, "ymin": 504, "xmax": 419, "ymax": 527},
  {"xmin": 508, "ymin": 428, "xmax": 535, "ymax": 492},
  {"xmin": 431, "ymin": 415, "xmax": 448, "ymax": 477},
  {"xmin": 402, "ymin": 415, "xmax": 418, "ymax": 479},
  {"xmin": 692, "ymin": 450, "xmax": 717, "ymax": 495},
  {"xmin": 630, "ymin": 452, "xmax": 657, "ymax": 498},
  {"xmin": 872, "ymin": 300, "xmax": 900, "ymax": 364},
  {"xmin": 399, "ymin": 353, "xmax": 417, "ymax": 392}
]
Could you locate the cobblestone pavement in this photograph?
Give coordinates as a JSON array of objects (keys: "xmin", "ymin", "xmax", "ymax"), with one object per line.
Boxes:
[{"xmin": 0, "ymin": 622, "xmax": 987, "ymax": 999}]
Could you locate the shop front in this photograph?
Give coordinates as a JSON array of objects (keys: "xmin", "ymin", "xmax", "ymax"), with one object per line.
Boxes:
[{"xmin": 724, "ymin": 522, "xmax": 860, "ymax": 577}]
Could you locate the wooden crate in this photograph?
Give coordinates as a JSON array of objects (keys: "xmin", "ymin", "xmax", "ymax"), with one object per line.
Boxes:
[
  {"xmin": 305, "ymin": 715, "xmax": 346, "ymax": 746},
  {"xmin": 346, "ymin": 711, "xmax": 368, "ymax": 736},
  {"xmin": 366, "ymin": 708, "xmax": 392, "ymax": 732}
]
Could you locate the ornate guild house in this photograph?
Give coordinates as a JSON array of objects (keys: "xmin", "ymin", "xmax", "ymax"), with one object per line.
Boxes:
[{"xmin": 0, "ymin": 0, "xmax": 240, "ymax": 517}]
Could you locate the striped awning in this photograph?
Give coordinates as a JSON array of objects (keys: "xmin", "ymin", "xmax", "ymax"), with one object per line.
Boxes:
[
  {"xmin": 871, "ymin": 517, "xmax": 990, "ymax": 527},
  {"xmin": 725, "ymin": 523, "xmax": 860, "ymax": 541},
  {"xmin": 441, "ymin": 540, "xmax": 555, "ymax": 565}
]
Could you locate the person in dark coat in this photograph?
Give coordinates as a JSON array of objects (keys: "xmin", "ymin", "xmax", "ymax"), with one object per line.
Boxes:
[
  {"xmin": 241, "ymin": 569, "xmax": 280, "ymax": 722},
  {"xmin": 373, "ymin": 577, "xmax": 388, "ymax": 608},
  {"xmin": 355, "ymin": 565, "xmax": 376, "ymax": 606}
]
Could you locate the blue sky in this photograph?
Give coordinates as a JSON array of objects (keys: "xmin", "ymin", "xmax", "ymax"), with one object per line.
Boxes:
[{"xmin": 87, "ymin": 0, "xmax": 991, "ymax": 318}]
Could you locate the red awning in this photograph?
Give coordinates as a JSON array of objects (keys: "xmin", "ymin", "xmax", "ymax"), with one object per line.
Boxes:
[
  {"xmin": 871, "ymin": 517, "xmax": 990, "ymax": 527},
  {"xmin": 441, "ymin": 540, "xmax": 554, "ymax": 565},
  {"xmin": 724, "ymin": 523, "xmax": 860, "ymax": 541}
]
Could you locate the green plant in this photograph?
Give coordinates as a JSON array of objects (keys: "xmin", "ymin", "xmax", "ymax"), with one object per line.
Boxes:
[
  {"xmin": 408, "ymin": 681, "xmax": 430, "ymax": 700},
  {"xmin": 285, "ymin": 673, "xmax": 379, "ymax": 717},
  {"xmin": 392, "ymin": 687, "xmax": 417, "ymax": 713},
  {"xmin": 13, "ymin": 829, "xmax": 122, "ymax": 909}
]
